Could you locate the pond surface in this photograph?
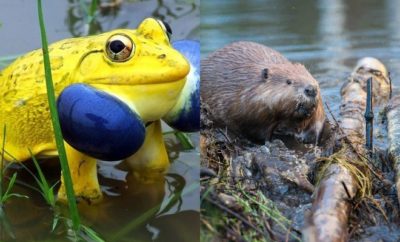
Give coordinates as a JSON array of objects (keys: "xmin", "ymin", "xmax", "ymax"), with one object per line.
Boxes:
[
  {"xmin": 0, "ymin": 1, "xmax": 199, "ymax": 241},
  {"xmin": 202, "ymin": 0, "xmax": 400, "ymax": 149}
]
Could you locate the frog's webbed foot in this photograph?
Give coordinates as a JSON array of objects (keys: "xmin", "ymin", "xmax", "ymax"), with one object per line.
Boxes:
[{"xmin": 163, "ymin": 40, "xmax": 200, "ymax": 132}]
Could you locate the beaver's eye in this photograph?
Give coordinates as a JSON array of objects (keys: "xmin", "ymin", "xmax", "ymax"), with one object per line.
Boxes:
[
  {"xmin": 106, "ymin": 34, "xmax": 134, "ymax": 62},
  {"xmin": 157, "ymin": 19, "xmax": 172, "ymax": 41},
  {"xmin": 286, "ymin": 80, "xmax": 292, "ymax": 85},
  {"xmin": 262, "ymin": 68, "xmax": 269, "ymax": 79}
]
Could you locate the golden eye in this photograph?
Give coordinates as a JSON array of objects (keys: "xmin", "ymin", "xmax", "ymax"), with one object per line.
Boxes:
[
  {"xmin": 105, "ymin": 34, "xmax": 134, "ymax": 62},
  {"xmin": 156, "ymin": 19, "xmax": 172, "ymax": 41}
]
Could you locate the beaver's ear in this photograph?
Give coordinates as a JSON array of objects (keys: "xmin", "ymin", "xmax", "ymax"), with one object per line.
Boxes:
[{"xmin": 262, "ymin": 68, "xmax": 269, "ymax": 80}]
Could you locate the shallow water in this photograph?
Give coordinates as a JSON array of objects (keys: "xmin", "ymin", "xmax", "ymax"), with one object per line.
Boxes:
[{"xmin": 0, "ymin": 1, "xmax": 199, "ymax": 241}]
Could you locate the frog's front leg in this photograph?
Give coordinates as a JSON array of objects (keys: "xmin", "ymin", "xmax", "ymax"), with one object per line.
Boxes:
[
  {"xmin": 126, "ymin": 120, "xmax": 169, "ymax": 183},
  {"xmin": 57, "ymin": 142, "xmax": 102, "ymax": 204}
]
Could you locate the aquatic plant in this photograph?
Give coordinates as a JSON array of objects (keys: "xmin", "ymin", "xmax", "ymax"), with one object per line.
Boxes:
[
  {"xmin": 37, "ymin": 0, "xmax": 81, "ymax": 231},
  {"xmin": 0, "ymin": 126, "xmax": 28, "ymax": 205},
  {"xmin": 201, "ymin": 183, "xmax": 301, "ymax": 242},
  {"xmin": 164, "ymin": 131, "xmax": 195, "ymax": 150}
]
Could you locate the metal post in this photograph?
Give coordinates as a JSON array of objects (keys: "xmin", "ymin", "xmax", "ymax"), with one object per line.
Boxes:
[{"xmin": 365, "ymin": 77, "xmax": 374, "ymax": 153}]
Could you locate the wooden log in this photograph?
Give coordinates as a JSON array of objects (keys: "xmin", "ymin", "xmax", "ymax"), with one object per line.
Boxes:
[
  {"xmin": 387, "ymin": 95, "xmax": 400, "ymax": 206},
  {"xmin": 304, "ymin": 57, "xmax": 389, "ymax": 241}
]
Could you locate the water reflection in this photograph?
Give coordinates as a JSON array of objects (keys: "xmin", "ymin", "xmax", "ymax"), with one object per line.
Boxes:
[
  {"xmin": 65, "ymin": 0, "xmax": 199, "ymax": 38},
  {"xmin": 0, "ymin": 145, "xmax": 199, "ymax": 241}
]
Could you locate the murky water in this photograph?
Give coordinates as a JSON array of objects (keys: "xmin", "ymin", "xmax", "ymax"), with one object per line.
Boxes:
[{"xmin": 0, "ymin": 1, "xmax": 199, "ymax": 241}]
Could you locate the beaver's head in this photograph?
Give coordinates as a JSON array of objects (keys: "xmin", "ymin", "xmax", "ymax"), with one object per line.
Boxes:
[
  {"xmin": 246, "ymin": 63, "xmax": 325, "ymax": 143},
  {"xmin": 257, "ymin": 63, "xmax": 320, "ymax": 120}
]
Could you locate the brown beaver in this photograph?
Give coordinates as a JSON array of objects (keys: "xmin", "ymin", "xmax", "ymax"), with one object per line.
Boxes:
[{"xmin": 201, "ymin": 41, "xmax": 326, "ymax": 144}]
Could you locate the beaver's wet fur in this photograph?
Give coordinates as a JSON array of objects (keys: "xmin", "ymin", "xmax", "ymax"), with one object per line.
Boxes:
[{"xmin": 201, "ymin": 41, "xmax": 326, "ymax": 144}]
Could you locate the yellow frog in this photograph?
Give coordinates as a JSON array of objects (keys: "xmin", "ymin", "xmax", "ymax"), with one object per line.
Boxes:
[{"xmin": 0, "ymin": 18, "xmax": 194, "ymax": 203}]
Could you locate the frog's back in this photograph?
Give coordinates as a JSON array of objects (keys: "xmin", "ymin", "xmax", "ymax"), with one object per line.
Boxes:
[{"xmin": 0, "ymin": 35, "xmax": 101, "ymax": 161}]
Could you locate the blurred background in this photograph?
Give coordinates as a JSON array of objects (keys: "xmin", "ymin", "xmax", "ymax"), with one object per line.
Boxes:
[{"xmin": 0, "ymin": 0, "xmax": 199, "ymax": 55}]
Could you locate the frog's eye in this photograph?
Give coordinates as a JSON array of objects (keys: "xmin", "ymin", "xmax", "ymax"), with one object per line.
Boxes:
[
  {"xmin": 157, "ymin": 19, "xmax": 172, "ymax": 41},
  {"xmin": 105, "ymin": 34, "xmax": 134, "ymax": 62}
]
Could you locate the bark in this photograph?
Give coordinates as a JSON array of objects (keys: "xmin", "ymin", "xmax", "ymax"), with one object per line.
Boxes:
[
  {"xmin": 387, "ymin": 95, "xmax": 400, "ymax": 206},
  {"xmin": 304, "ymin": 63, "xmax": 389, "ymax": 241}
]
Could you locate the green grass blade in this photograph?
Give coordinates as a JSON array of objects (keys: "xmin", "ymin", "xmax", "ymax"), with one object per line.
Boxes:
[
  {"xmin": 30, "ymin": 154, "xmax": 49, "ymax": 189},
  {"xmin": 1, "ymin": 172, "xmax": 28, "ymax": 202},
  {"xmin": 3, "ymin": 193, "xmax": 29, "ymax": 201},
  {"xmin": 37, "ymin": 0, "xmax": 80, "ymax": 230},
  {"xmin": 174, "ymin": 132, "xmax": 195, "ymax": 150},
  {"xmin": 30, "ymin": 153, "xmax": 50, "ymax": 191},
  {"xmin": 0, "ymin": 206, "xmax": 16, "ymax": 239},
  {"xmin": 80, "ymin": 224, "xmax": 105, "ymax": 242},
  {"xmin": 88, "ymin": 0, "xmax": 99, "ymax": 23},
  {"xmin": 29, "ymin": 151, "xmax": 56, "ymax": 207},
  {"xmin": 1, "ymin": 173, "xmax": 29, "ymax": 202},
  {"xmin": 19, "ymin": 161, "xmax": 50, "ymax": 194},
  {"xmin": 78, "ymin": 0, "xmax": 90, "ymax": 16},
  {"xmin": 51, "ymin": 214, "xmax": 61, "ymax": 232},
  {"xmin": 163, "ymin": 130, "xmax": 195, "ymax": 150}
]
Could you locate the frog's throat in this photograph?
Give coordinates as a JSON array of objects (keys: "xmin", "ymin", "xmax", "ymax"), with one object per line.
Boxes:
[{"xmin": 90, "ymin": 77, "xmax": 186, "ymax": 123}]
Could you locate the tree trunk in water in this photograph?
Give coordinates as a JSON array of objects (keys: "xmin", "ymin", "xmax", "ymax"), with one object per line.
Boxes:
[{"xmin": 304, "ymin": 58, "xmax": 390, "ymax": 242}]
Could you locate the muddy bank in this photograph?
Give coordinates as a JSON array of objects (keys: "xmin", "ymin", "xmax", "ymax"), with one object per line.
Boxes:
[{"xmin": 200, "ymin": 101, "xmax": 400, "ymax": 241}]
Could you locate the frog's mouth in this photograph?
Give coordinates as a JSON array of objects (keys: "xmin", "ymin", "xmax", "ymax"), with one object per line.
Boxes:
[
  {"xmin": 87, "ymin": 76, "xmax": 187, "ymax": 86},
  {"xmin": 77, "ymin": 47, "xmax": 190, "ymax": 86},
  {"xmin": 90, "ymin": 79, "xmax": 187, "ymax": 122}
]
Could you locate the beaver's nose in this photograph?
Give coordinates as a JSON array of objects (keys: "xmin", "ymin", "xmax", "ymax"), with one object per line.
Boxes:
[{"xmin": 304, "ymin": 85, "xmax": 317, "ymax": 98}]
